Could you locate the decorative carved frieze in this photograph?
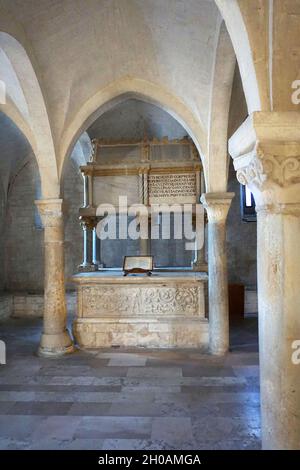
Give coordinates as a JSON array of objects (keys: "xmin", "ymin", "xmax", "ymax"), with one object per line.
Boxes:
[{"xmin": 80, "ymin": 285, "xmax": 201, "ymax": 317}]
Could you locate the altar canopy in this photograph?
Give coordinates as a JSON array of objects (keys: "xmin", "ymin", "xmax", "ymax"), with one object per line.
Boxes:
[{"xmin": 77, "ymin": 138, "xmax": 206, "ymax": 271}]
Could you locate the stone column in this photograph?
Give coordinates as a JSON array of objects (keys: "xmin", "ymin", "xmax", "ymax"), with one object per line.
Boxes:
[
  {"xmin": 229, "ymin": 111, "xmax": 300, "ymax": 450},
  {"xmin": 92, "ymin": 225, "xmax": 103, "ymax": 269},
  {"xmin": 138, "ymin": 170, "xmax": 150, "ymax": 256},
  {"xmin": 139, "ymin": 214, "xmax": 150, "ymax": 256},
  {"xmin": 82, "ymin": 173, "xmax": 93, "ymax": 208},
  {"xmin": 82, "ymin": 174, "xmax": 89, "ymax": 207},
  {"xmin": 78, "ymin": 217, "xmax": 97, "ymax": 272},
  {"xmin": 192, "ymin": 243, "xmax": 205, "ymax": 271},
  {"xmin": 192, "ymin": 214, "xmax": 207, "ymax": 272},
  {"xmin": 35, "ymin": 199, "xmax": 74, "ymax": 357},
  {"xmin": 200, "ymin": 192, "xmax": 234, "ymax": 355}
]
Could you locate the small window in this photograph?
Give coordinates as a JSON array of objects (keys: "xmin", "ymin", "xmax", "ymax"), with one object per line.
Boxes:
[{"xmin": 240, "ymin": 185, "xmax": 256, "ymax": 222}]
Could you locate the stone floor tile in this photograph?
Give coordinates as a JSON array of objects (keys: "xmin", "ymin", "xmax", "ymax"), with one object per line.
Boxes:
[
  {"xmin": 0, "ymin": 317, "xmax": 261, "ymax": 450},
  {"xmin": 0, "ymin": 384, "xmax": 122, "ymax": 393},
  {"xmin": 8, "ymin": 401, "xmax": 73, "ymax": 415},
  {"xmin": 0, "ymin": 438, "xmax": 29, "ymax": 450},
  {"xmin": 0, "ymin": 401, "xmax": 16, "ymax": 414},
  {"xmin": 127, "ymin": 367, "xmax": 182, "ymax": 378},
  {"xmin": 233, "ymin": 365, "xmax": 260, "ymax": 377},
  {"xmin": 61, "ymin": 439, "xmax": 105, "ymax": 450},
  {"xmin": 151, "ymin": 417, "xmax": 193, "ymax": 446},
  {"xmin": 92, "ymin": 367, "xmax": 129, "ymax": 377},
  {"xmin": 191, "ymin": 416, "xmax": 261, "ymax": 441},
  {"xmin": 107, "ymin": 401, "xmax": 188, "ymax": 417},
  {"xmin": 98, "ymin": 353, "xmax": 147, "ymax": 367},
  {"xmin": 189, "ymin": 439, "xmax": 261, "ymax": 450},
  {"xmin": 31, "ymin": 416, "xmax": 82, "ymax": 441},
  {"xmin": 0, "ymin": 415, "xmax": 45, "ymax": 439},
  {"xmin": 121, "ymin": 385, "xmax": 181, "ymax": 393},
  {"xmin": 102, "ymin": 439, "xmax": 153, "ymax": 450},
  {"xmin": 68, "ymin": 402, "xmax": 112, "ymax": 416},
  {"xmin": 188, "ymin": 402, "xmax": 261, "ymax": 419},
  {"xmin": 74, "ymin": 416, "xmax": 152, "ymax": 439},
  {"xmin": 0, "ymin": 391, "xmax": 35, "ymax": 402},
  {"xmin": 182, "ymin": 365, "xmax": 236, "ymax": 377}
]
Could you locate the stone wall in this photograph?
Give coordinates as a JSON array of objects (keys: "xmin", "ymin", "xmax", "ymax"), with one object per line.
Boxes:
[
  {"xmin": 0, "ymin": 292, "xmax": 76, "ymax": 319},
  {"xmin": 0, "ymin": 89, "xmax": 258, "ymax": 315},
  {"xmin": 226, "ymin": 160, "xmax": 257, "ymax": 289},
  {"xmin": 0, "ymin": 187, "xmax": 5, "ymax": 292},
  {"xmin": 226, "ymin": 64, "xmax": 257, "ymax": 293},
  {"xmin": 4, "ymin": 157, "xmax": 44, "ymax": 293},
  {"xmin": 88, "ymin": 99, "xmax": 188, "ymax": 141},
  {"xmin": 1, "ymin": 150, "xmax": 257, "ymax": 305},
  {"xmin": 3, "ymin": 154, "xmax": 195, "ymax": 292},
  {"xmin": 62, "ymin": 159, "xmax": 85, "ymax": 290}
]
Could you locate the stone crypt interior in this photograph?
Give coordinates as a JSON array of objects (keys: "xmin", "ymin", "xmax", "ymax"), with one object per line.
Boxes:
[{"xmin": 0, "ymin": 0, "xmax": 299, "ymax": 451}]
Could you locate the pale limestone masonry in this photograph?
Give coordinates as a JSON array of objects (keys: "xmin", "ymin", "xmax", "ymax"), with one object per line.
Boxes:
[
  {"xmin": 0, "ymin": 295, "xmax": 12, "ymax": 320},
  {"xmin": 12, "ymin": 295, "xmax": 43, "ymax": 318},
  {"xmin": 201, "ymin": 192, "xmax": 234, "ymax": 355},
  {"xmin": 72, "ymin": 272, "xmax": 208, "ymax": 349},
  {"xmin": 11, "ymin": 293, "xmax": 76, "ymax": 319},
  {"xmin": 0, "ymin": 146, "xmax": 257, "ymax": 292},
  {"xmin": 35, "ymin": 199, "xmax": 74, "ymax": 357},
  {"xmin": 244, "ymin": 290, "xmax": 258, "ymax": 315},
  {"xmin": 0, "ymin": 290, "xmax": 257, "ymax": 319},
  {"xmin": 1, "ymin": 0, "xmax": 300, "ymax": 451},
  {"xmin": 229, "ymin": 111, "xmax": 300, "ymax": 450}
]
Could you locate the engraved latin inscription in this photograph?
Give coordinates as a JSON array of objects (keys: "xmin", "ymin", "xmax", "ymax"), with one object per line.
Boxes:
[{"xmin": 149, "ymin": 173, "xmax": 196, "ymax": 200}]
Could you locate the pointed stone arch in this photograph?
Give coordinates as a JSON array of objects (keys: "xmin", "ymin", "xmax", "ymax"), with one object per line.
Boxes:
[
  {"xmin": 0, "ymin": 31, "xmax": 59, "ymax": 197},
  {"xmin": 215, "ymin": 0, "xmax": 263, "ymax": 114},
  {"xmin": 59, "ymin": 76, "xmax": 208, "ymax": 183},
  {"xmin": 206, "ymin": 20, "xmax": 236, "ymax": 193}
]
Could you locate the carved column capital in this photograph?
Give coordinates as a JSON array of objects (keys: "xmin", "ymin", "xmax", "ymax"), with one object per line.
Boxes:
[
  {"xmin": 235, "ymin": 143, "xmax": 300, "ymax": 189},
  {"xmin": 200, "ymin": 192, "xmax": 234, "ymax": 224},
  {"xmin": 229, "ymin": 112, "xmax": 300, "ymax": 207},
  {"xmin": 35, "ymin": 199, "xmax": 63, "ymax": 228},
  {"xmin": 79, "ymin": 216, "xmax": 98, "ymax": 230}
]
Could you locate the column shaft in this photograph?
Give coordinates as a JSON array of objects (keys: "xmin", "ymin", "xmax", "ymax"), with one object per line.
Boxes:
[
  {"xmin": 78, "ymin": 217, "xmax": 97, "ymax": 272},
  {"xmin": 228, "ymin": 110, "xmax": 300, "ymax": 449},
  {"xmin": 92, "ymin": 227, "xmax": 99, "ymax": 265},
  {"xmin": 192, "ymin": 217, "xmax": 207, "ymax": 271},
  {"xmin": 257, "ymin": 206, "xmax": 300, "ymax": 449},
  {"xmin": 36, "ymin": 199, "xmax": 74, "ymax": 357},
  {"xmin": 201, "ymin": 193, "xmax": 234, "ymax": 355}
]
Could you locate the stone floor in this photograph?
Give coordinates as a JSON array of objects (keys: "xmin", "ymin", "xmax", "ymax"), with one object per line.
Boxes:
[{"xmin": 0, "ymin": 317, "xmax": 260, "ymax": 450}]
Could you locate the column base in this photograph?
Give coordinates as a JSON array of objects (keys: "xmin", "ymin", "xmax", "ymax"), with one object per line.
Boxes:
[
  {"xmin": 78, "ymin": 263, "xmax": 98, "ymax": 273},
  {"xmin": 38, "ymin": 329, "xmax": 75, "ymax": 358},
  {"xmin": 209, "ymin": 346, "xmax": 228, "ymax": 356},
  {"xmin": 192, "ymin": 262, "xmax": 208, "ymax": 272}
]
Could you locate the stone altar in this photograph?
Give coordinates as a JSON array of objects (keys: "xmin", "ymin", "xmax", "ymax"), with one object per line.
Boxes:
[{"xmin": 72, "ymin": 271, "xmax": 208, "ymax": 348}]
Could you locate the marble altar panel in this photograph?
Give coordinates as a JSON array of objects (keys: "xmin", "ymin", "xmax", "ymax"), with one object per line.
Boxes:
[
  {"xmin": 93, "ymin": 175, "xmax": 139, "ymax": 206},
  {"xmin": 72, "ymin": 272, "xmax": 208, "ymax": 349}
]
